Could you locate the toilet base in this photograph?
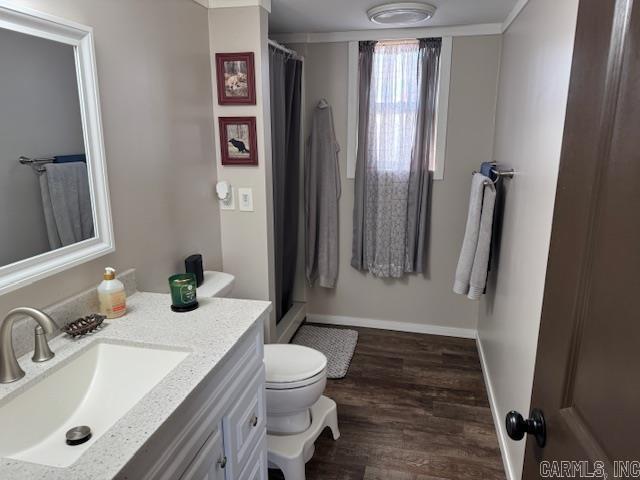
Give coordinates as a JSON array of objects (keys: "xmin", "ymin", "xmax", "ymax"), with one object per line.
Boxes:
[
  {"xmin": 267, "ymin": 408, "xmax": 311, "ymax": 434},
  {"xmin": 267, "ymin": 395, "xmax": 340, "ymax": 480}
]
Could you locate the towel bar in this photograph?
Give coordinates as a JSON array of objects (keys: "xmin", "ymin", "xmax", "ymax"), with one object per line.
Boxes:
[
  {"xmin": 472, "ymin": 164, "xmax": 515, "ymax": 186},
  {"xmin": 491, "ymin": 167, "xmax": 515, "ymax": 179},
  {"xmin": 19, "ymin": 156, "xmax": 55, "ymax": 174}
]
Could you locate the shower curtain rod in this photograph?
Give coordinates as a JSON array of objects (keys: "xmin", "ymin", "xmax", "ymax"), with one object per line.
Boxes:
[{"xmin": 268, "ymin": 39, "xmax": 304, "ymax": 61}]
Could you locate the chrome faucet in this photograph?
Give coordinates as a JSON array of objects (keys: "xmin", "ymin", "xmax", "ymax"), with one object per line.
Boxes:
[{"xmin": 0, "ymin": 307, "xmax": 57, "ymax": 384}]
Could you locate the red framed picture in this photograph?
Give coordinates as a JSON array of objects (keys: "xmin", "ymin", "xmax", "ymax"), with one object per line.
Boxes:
[
  {"xmin": 219, "ymin": 117, "xmax": 258, "ymax": 166},
  {"xmin": 215, "ymin": 52, "xmax": 256, "ymax": 105}
]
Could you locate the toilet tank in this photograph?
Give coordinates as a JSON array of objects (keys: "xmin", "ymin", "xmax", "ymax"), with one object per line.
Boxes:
[{"xmin": 198, "ymin": 271, "xmax": 235, "ymax": 298}]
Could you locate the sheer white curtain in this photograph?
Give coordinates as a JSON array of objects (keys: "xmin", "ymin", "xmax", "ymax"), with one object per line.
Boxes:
[{"xmin": 364, "ymin": 41, "xmax": 421, "ymax": 277}]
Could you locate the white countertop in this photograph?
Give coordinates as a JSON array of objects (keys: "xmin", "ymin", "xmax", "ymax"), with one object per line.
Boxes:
[{"xmin": 0, "ymin": 292, "xmax": 271, "ymax": 480}]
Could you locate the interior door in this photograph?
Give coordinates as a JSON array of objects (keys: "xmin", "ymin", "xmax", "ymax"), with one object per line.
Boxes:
[{"xmin": 505, "ymin": 0, "xmax": 640, "ymax": 477}]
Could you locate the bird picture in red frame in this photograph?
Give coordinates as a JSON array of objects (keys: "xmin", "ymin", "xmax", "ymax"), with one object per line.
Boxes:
[
  {"xmin": 215, "ymin": 52, "xmax": 256, "ymax": 105},
  {"xmin": 219, "ymin": 117, "xmax": 258, "ymax": 166}
]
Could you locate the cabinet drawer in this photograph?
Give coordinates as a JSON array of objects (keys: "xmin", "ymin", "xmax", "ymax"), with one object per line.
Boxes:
[
  {"xmin": 223, "ymin": 367, "xmax": 266, "ymax": 478},
  {"xmin": 180, "ymin": 426, "xmax": 225, "ymax": 480}
]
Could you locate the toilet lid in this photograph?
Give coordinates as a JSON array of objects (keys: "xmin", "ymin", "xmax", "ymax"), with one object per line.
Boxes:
[
  {"xmin": 264, "ymin": 344, "xmax": 327, "ymax": 384},
  {"xmin": 198, "ymin": 271, "xmax": 235, "ymax": 298}
]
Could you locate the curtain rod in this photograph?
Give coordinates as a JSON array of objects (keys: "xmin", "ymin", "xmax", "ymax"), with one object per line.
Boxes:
[
  {"xmin": 377, "ymin": 38, "xmax": 420, "ymax": 46},
  {"xmin": 268, "ymin": 39, "xmax": 304, "ymax": 61}
]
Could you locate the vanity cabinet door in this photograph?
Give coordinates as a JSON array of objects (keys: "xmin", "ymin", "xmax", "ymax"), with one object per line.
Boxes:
[
  {"xmin": 180, "ymin": 426, "xmax": 227, "ymax": 480},
  {"xmin": 222, "ymin": 368, "xmax": 266, "ymax": 478},
  {"xmin": 238, "ymin": 436, "xmax": 268, "ymax": 480}
]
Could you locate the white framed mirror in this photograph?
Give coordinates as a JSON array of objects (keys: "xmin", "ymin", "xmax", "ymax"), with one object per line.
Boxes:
[{"xmin": 0, "ymin": 2, "xmax": 114, "ymax": 295}]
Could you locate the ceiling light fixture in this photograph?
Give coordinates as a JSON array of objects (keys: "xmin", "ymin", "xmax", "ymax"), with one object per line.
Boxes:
[{"xmin": 367, "ymin": 2, "xmax": 437, "ymax": 25}]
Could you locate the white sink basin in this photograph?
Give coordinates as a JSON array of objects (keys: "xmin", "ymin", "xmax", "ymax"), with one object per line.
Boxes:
[{"xmin": 0, "ymin": 341, "xmax": 189, "ymax": 468}]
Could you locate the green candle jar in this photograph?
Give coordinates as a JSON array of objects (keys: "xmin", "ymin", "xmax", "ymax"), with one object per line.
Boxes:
[{"xmin": 169, "ymin": 273, "xmax": 199, "ymax": 312}]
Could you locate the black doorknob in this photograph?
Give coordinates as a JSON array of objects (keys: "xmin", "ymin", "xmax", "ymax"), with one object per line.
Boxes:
[{"xmin": 505, "ymin": 409, "xmax": 546, "ymax": 448}]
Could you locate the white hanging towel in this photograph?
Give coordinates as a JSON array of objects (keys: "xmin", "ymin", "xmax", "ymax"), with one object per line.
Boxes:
[
  {"xmin": 305, "ymin": 99, "xmax": 341, "ymax": 288},
  {"xmin": 453, "ymin": 173, "xmax": 496, "ymax": 299}
]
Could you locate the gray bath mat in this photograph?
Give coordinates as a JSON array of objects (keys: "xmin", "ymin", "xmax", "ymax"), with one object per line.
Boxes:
[{"xmin": 291, "ymin": 325, "xmax": 358, "ymax": 379}]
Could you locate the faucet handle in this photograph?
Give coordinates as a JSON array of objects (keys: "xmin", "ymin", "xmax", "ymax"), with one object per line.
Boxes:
[{"xmin": 32, "ymin": 325, "xmax": 55, "ymax": 363}]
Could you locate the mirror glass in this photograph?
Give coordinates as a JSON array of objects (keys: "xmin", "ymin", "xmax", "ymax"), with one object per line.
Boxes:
[{"xmin": 0, "ymin": 27, "xmax": 94, "ymax": 268}]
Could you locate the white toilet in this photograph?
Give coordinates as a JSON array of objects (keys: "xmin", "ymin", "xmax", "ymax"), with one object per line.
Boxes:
[
  {"xmin": 263, "ymin": 344, "xmax": 327, "ymax": 434},
  {"xmin": 201, "ymin": 271, "xmax": 339, "ymax": 479},
  {"xmin": 200, "ymin": 272, "xmax": 329, "ymax": 434}
]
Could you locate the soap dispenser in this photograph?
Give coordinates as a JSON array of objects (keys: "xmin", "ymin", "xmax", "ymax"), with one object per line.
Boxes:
[{"xmin": 98, "ymin": 267, "xmax": 127, "ymax": 319}]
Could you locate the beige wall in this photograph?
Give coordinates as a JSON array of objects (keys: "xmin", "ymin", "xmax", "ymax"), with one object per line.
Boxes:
[
  {"xmin": 0, "ymin": 0, "xmax": 222, "ymax": 317},
  {"xmin": 209, "ymin": 6, "xmax": 277, "ymax": 340},
  {"xmin": 477, "ymin": 1, "xmax": 579, "ymax": 478},
  {"xmin": 292, "ymin": 36, "xmax": 501, "ymax": 333}
]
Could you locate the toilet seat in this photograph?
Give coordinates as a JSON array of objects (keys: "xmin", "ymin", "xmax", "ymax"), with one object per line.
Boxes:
[
  {"xmin": 264, "ymin": 345, "xmax": 327, "ymax": 390},
  {"xmin": 266, "ymin": 368, "xmax": 326, "ymax": 390}
]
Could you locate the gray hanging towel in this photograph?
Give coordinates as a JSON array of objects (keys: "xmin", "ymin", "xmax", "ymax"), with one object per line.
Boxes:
[
  {"xmin": 453, "ymin": 173, "xmax": 496, "ymax": 299},
  {"xmin": 468, "ymin": 181, "xmax": 496, "ymax": 299},
  {"xmin": 40, "ymin": 162, "xmax": 94, "ymax": 249},
  {"xmin": 305, "ymin": 99, "xmax": 341, "ymax": 288}
]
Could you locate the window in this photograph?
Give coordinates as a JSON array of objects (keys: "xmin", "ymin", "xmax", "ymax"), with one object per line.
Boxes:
[
  {"xmin": 351, "ymin": 37, "xmax": 446, "ymax": 278},
  {"xmin": 346, "ymin": 36, "xmax": 451, "ymax": 180},
  {"xmin": 369, "ymin": 40, "xmax": 422, "ymax": 175}
]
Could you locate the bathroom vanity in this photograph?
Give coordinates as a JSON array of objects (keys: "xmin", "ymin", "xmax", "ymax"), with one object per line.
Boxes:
[{"xmin": 0, "ymin": 292, "xmax": 271, "ymax": 480}]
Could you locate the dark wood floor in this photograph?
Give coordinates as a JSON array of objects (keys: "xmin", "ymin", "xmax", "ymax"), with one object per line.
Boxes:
[{"xmin": 268, "ymin": 326, "xmax": 505, "ymax": 480}]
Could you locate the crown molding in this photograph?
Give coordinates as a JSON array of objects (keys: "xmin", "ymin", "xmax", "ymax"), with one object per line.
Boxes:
[
  {"xmin": 191, "ymin": 0, "xmax": 271, "ymax": 12},
  {"xmin": 194, "ymin": 0, "xmax": 525, "ymax": 35},
  {"xmin": 501, "ymin": 0, "xmax": 528, "ymax": 32},
  {"xmin": 270, "ymin": 22, "xmax": 502, "ymax": 44}
]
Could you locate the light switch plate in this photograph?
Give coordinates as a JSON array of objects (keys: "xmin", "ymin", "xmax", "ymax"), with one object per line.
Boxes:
[
  {"xmin": 220, "ymin": 187, "xmax": 235, "ymax": 210},
  {"xmin": 238, "ymin": 187, "xmax": 254, "ymax": 212}
]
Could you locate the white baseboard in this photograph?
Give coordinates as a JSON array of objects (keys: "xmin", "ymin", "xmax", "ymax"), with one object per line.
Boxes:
[
  {"xmin": 476, "ymin": 336, "xmax": 516, "ymax": 480},
  {"xmin": 306, "ymin": 314, "xmax": 476, "ymax": 339}
]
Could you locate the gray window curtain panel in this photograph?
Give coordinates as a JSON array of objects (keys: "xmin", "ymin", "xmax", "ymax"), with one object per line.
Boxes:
[
  {"xmin": 406, "ymin": 37, "xmax": 441, "ymax": 273},
  {"xmin": 350, "ymin": 40, "xmax": 377, "ymax": 271},
  {"xmin": 351, "ymin": 38, "xmax": 441, "ymax": 276}
]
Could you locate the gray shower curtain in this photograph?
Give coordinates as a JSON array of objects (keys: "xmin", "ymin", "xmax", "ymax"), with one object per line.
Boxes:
[{"xmin": 270, "ymin": 46, "xmax": 303, "ymax": 323}]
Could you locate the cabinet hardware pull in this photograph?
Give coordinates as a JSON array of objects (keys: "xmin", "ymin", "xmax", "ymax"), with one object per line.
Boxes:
[
  {"xmin": 217, "ymin": 456, "xmax": 227, "ymax": 469},
  {"xmin": 250, "ymin": 415, "xmax": 258, "ymax": 427}
]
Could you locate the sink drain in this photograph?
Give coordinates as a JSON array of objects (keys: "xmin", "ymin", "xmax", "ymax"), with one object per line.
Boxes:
[{"xmin": 66, "ymin": 426, "xmax": 92, "ymax": 446}]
